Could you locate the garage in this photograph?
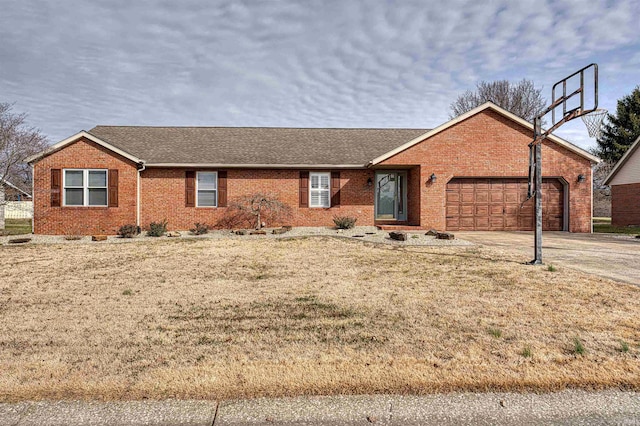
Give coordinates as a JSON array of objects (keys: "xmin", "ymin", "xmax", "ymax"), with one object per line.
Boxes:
[{"xmin": 445, "ymin": 178, "xmax": 565, "ymax": 231}]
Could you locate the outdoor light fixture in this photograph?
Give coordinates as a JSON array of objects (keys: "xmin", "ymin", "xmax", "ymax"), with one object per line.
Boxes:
[
  {"xmin": 577, "ymin": 174, "xmax": 586, "ymax": 183},
  {"xmin": 367, "ymin": 177, "xmax": 372, "ymax": 187},
  {"xmin": 429, "ymin": 173, "xmax": 437, "ymax": 183}
]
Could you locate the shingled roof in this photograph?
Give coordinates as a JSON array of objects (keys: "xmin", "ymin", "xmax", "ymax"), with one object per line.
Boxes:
[{"xmin": 87, "ymin": 126, "xmax": 430, "ymax": 167}]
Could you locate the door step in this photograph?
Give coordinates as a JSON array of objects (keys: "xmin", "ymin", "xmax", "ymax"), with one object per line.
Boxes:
[{"xmin": 376, "ymin": 225, "xmax": 424, "ymax": 231}]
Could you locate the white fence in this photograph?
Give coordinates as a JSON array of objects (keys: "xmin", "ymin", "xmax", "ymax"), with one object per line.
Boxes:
[{"xmin": 4, "ymin": 201, "xmax": 33, "ymax": 219}]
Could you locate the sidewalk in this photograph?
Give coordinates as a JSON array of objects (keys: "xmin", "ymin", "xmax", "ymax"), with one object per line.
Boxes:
[{"xmin": 2, "ymin": 390, "xmax": 640, "ymax": 425}]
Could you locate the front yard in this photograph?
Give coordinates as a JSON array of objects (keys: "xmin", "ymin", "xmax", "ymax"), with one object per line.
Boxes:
[{"xmin": 1, "ymin": 237, "xmax": 639, "ymax": 401}]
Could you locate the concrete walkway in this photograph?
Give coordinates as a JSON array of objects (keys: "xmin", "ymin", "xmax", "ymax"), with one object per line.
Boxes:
[
  {"xmin": 456, "ymin": 231, "xmax": 640, "ymax": 286},
  {"xmin": 2, "ymin": 390, "xmax": 640, "ymax": 425}
]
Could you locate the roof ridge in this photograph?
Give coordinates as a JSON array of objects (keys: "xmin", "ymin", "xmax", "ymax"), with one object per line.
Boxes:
[{"xmin": 90, "ymin": 125, "xmax": 430, "ymax": 131}]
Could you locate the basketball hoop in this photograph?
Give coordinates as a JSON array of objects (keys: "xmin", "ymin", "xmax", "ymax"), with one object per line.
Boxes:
[{"xmin": 581, "ymin": 108, "xmax": 607, "ymax": 139}]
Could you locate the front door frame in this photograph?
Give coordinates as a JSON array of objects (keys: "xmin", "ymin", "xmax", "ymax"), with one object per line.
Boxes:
[{"xmin": 374, "ymin": 170, "xmax": 408, "ymax": 221}]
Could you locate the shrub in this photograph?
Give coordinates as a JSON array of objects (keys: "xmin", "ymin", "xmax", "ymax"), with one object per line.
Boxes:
[
  {"xmin": 147, "ymin": 219, "xmax": 168, "ymax": 237},
  {"xmin": 333, "ymin": 215, "xmax": 357, "ymax": 229},
  {"xmin": 521, "ymin": 345, "xmax": 533, "ymax": 358},
  {"xmin": 118, "ymin": 224, "xmax": 139, "ymax": 238},
  {"xmin": 620, "ymin": 340, "xmax": 630, "ymax": 353},
  {"xmin": 547, "ymin": 264, "xmax": 557, "ymax": 272},
  {"xmin": 487, "ymin": 327, "xmax": 502, "ymax": 338},
  {"xmin": 572, "ymin": 337, "xmax": 586, "ymax": 355},
  {"xmin": 190, "ymin": 223, "xmax": 209, "ymax": 235},
  {"xmin": 217, "ymin": 194, "xmax": 292, "ymax": 229}
]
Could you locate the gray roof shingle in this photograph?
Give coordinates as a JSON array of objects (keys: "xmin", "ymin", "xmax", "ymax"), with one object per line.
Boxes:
[{"xmin": 88, "ymin": 126, "xmax": 429, "ymax": 167}]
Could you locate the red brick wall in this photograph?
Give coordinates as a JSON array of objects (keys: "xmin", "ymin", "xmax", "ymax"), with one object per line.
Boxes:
[
  {"xmin": 611, "ymin": 183, "xmax": 640, "ymax": 226},
  {"xmin": 140, "ymin": 168, "xmax": 375, "ymax": 230},
  {"xmin": 33, "ymin": 138, "xmax": 138, "ymax": 235},
  {"xmin": 379, "ymin": 109, "xmax": 593, "ymax": 232}
]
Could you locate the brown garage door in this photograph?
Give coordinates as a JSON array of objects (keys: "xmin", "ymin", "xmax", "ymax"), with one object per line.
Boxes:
[{"xmin": 446, "ymin": 178, "xmax": 564, "ymax": 231}]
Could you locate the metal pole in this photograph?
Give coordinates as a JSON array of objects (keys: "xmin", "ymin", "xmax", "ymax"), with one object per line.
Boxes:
[{"xmin": 532, "ymin": 117, "xmax": 543, "ymax": 264}]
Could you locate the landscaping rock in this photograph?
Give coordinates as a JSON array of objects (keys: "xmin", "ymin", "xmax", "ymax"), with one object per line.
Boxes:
[
  {"xmin": 235, "ymin": 229, "xmax": 248, "ymax": 235},
  {"xmin": 250, "ymin": 229, "xmax": 267, "ymax": 235},
  {"xmin": 389, "ymin": 231, "xmax": 407, "ymax": 241},
  {"xmin": 8, "ymin": 237, "xmax": 31, "ymax": 244},
  {"xmin": 436, "ymin": 232, "xmax": 455, "ymax": 240},
  {"xmin": 166, "ymin": 231, "xmax": 181, "ymax": 237},
  {"xmin": 425, "ymin": 229, "xmax": 438, "ymax": 236},
  {"xmin": 91, "ymin": 235, "xmax": 107, "ymax": 242},
  {"xmin": 272, "ymin": 228, "xmax": 288, "ymax": 235}
]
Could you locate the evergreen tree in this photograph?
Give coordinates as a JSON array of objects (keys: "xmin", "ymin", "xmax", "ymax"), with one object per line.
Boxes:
[{"xmin": 594, "ymin": 86, "xmax": 640, "ymax": 162}]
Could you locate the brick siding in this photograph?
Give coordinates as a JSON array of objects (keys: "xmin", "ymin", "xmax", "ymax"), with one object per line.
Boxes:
[
  {"xmin": 140, "ymin": 168, "xmax": 374, "ymax": 230},
  {"xmin": 32, "ymin": 138, "xmax": 138, "ymax": 235},
  {"xmin": 611, "ymin": 183, "xmax": 640, "ymax": 226}
]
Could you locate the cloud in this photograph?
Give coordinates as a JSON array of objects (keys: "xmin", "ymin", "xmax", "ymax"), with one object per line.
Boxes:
[{"xmin": 0, "ymin": 0, "xmax": 638, "ymax": 152}]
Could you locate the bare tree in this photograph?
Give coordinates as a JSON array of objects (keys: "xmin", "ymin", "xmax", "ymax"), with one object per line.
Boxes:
[
  {"xmin": 1, "ymin": 102, "xmax": 49, "ymax": 190},
  {"xmin": 450, "ymin": 79, "xmax": 546, "ymax": 122},
  {"xmin": 223, "ymin": 193, "xmax": 291, "ymax": 229}
]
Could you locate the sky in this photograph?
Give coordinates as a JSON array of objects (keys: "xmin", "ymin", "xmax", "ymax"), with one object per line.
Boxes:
[{"xmin": 1, "ymin": 0, "xmax": 639, "ymax": 151}]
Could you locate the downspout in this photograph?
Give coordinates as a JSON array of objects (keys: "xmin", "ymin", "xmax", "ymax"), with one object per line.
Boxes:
[
  {"xmin": 31, "ymin": 163, "xmax": 34, "ymax": 234},
  {"xmin": 136, "ymin": 161, "xmax": 146, "ymax": 229}
]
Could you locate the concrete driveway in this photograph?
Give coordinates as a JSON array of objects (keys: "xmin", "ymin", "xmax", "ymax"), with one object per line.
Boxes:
[{"xmin": 456, "ymin": 231, "xmax": 640, "ymax": 286}]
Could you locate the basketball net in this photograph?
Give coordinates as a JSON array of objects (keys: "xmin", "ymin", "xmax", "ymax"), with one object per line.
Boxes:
[{"xmin": 580, "ymin": 108, "xmax": 607, "ymax": 139}]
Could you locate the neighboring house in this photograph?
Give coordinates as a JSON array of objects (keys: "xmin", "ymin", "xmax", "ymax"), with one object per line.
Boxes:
[
  {"xmin": 604, "ymin": 135, "xmax": 640, "ymax": 226},
  {"xmin": 26, "ymin": 102, "xmax": 599, "ymax": 235},
  {"xmin": 0, "ymin": 180, "xmax": 34, "ymax": 228}
]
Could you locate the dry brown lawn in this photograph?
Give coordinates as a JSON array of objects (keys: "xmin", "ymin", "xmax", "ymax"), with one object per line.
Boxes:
[{"xmin": 1, "ymin": 236, "xmax": 639, "ymax": 401}]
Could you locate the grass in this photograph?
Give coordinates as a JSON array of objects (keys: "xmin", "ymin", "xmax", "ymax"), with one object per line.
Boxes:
[
  {"xmin": 1, "ymin": 218, "xmax": 31, "ymax": 236},
  {"xmin": 572, "ymin": 338, "xmax": 586, "ymax": 356},
  {"xmin": 593, "ymin": 217, "xmax": 640, "ymax": 235},
  {"xmin": 0, "ymin": 237, "xmax": 639, "ymax": 401}
]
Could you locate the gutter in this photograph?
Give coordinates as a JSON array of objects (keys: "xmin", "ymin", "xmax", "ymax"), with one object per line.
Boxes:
[
  {"xmin": 136, "ymin": 161, "xmax": 146, "ymax": 228},
  {"xmin": 31, "ymin": 163, "xmax": 34, "ymax": 234},
  {"xmin": 144, "ymin": 163, "xmax": 367, "ymax": 169}
]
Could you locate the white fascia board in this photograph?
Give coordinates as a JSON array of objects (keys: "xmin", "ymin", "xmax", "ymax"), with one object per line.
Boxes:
[
  {"xmin": 369, "ymin": 102, "xmax": 600, "ymax": 166},
  {"xmin": 25, "ymin": 131, "xmax": 143, "ymax": 165},
  {"xmin": 603, "ymin": 135, "xmax": 640, "ymax": 185},
  {"xmin": 0, "ymin": 179, "xmax": 32, "ymax": 197},
  {"xmin": 144, "ymin": 163, "xmax": 367, "ymax": 169}
]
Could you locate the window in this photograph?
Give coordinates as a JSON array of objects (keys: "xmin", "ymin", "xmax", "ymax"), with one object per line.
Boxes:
[
  {"xmin": 196, "ymin": 171, "xmax": 217, "ymax": 207},
  {"xmin": 309, "ymin": 172, "xmax": 330, "ymax": 208},
  {"xmin": 63, "ymin": 169, "xmax": 107, "ymax": 206}
]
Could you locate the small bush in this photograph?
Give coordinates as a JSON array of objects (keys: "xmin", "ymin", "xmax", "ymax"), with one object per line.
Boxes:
[
  {"xmin": 122, "ymin": 289, "xmax": 133, "ymax": 296},
  {"xmin": 333, "ymin": 215, "xmax": 357, "ymax": 229},
  {"xmin": 521, "ymin": 345, "xmax": 533, "ymax": 358},
  {"xmin": 190, "ymin": 223, "xmax": 209, "ymax": 235},
  {"xmin": 118, "ymin": 224, "xmax": 139, "ymax": 238},
  {"xmin": 572, "ymin": 337, "xmax": 586, "ymax": 355},
  {"xmin": 488, "ymin": 327, "xmax": 502, "ymax": 338},
  {"xmin": 620, "ymin": 340, "xmax": 630, "ymax": 353},
  {"xmin": 147, "ymin": 219, "xmax": 168, "ymax": 237},
  {"xmin": 547, "ymin": 264, "xmax": 557, "ymax": 272}
]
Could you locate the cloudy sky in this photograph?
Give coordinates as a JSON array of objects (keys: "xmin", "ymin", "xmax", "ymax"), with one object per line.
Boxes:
[{"xmin": 1, "ymin": 0, "xmax": 639, "ymax": 151}]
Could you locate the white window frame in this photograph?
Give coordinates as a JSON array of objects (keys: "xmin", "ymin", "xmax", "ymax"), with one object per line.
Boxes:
[
  {"xmin": 309, "ymin": 172, "xmax": 331, "ymax": 208},
  {"xmin": 62, "ymin": 169, "xmax": 108, "ymax": 207},
  {"xmin": 196, "ymin": 171, "xmax": 218, "ymax": 208}
]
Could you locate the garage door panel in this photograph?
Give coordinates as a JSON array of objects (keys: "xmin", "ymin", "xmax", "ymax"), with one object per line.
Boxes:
[
  {"xmin": 475, "ymin": 217, "xmax": 490, "ymax": 228},
  {"xmin": 446, "ymin": 178, "xmax": 564, "ymax": 231},
  {"xmin": 489, "ymin": 204, "xmax": 503, "ymax": 215},
  {"xmin": 475, "ymin": 191, "xmax": 489, "ymax": 203},
  {"xmin": 490, "ymin": 192, "xmax": 504, "ymax": 203},
  {"xmin": 475, "ymin": 205, "xmax": 489, "ymax": 215},
  {"xmin": 460, "ymin": 205, "xmax": 474, "ymax": 216},
  {"xmin": 460, "ymin": 192, "xmax": 475, "ymax": 203}
]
